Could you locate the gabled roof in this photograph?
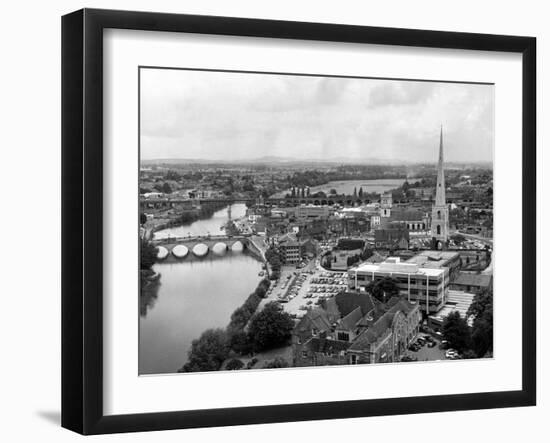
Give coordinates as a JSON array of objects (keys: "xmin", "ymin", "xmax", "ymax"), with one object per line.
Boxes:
[
  {"xmin": 334, "ymin": 292, "xmax": 378, "ymax": 318},
  {"xmin": 452, "ymin": 272, "xmax": 493, "ymax": 288},
  {"xmin": 295, "ymin": 308, "xmax": 332, "ymax": 333},
  {"xmin": 348, "ymin": 298, "xmax": 418, "ymax": 352},
  {"xmin": 348, "ymin": 312, "xmax": 394, "ymax": 351},
  {"xmin": 337, "ymin": 306, "xmax": 364, "ymax": 331}
]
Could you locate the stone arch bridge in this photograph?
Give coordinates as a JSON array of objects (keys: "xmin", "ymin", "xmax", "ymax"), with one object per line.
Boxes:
[{"xmin": 152, "ymin": 234, "xmax": 267, "ymax": 261}]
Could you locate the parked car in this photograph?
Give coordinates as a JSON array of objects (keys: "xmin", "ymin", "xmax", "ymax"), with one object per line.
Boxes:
[{"xmin": 445, "ymin": 349, "xmax": 458, "ymax": 359}]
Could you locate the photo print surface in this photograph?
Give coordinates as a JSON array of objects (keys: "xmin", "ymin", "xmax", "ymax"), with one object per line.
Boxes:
[{"xmin": 138, "ymin": 67, "xmax": 494, "ymax": 375}]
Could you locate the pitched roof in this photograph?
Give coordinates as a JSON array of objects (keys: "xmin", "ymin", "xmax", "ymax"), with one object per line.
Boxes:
[
  {"xmin": 348, "ymin": 312, "xmax": 395, "ymax": 351},
  {"xmin": 295, "ymin": 308, "xmax": 332, "ymax": 333},
  {"xmin": 389, "ymin": 208, "xmax": 426, "ymax": 221},
  {"xmin": 334, "ymin": 292, "xmax": 378, "ymax": 318},
  {"xmin": 337, "ymin": 306, "xmax": 364, "ymax": 330},
  {"xmin": 323, "ymin": 298, "xmax": 341, "ymax": 323},
  {"xmin": 452, "ymin": 272, "xmax": 493, "ymax": 288},
  {"xmin": 348, "ymin": 298, "xmax": 418, "ymax": 352}
]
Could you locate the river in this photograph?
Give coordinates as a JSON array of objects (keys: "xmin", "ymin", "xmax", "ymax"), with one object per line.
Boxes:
[
  {"xmin": 153, "ymin": 202, "xmax": 248, "ymax": 239},
  {"xmin": 139, "ymin": 203, "xmax": 262, "ymax": 375},
  {"xmin": 271, "ymin": 178, "xmax": 408, "ymax": 198}
]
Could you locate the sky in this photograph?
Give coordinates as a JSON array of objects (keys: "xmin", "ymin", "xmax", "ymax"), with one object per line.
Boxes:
[{"xmin": 140, "ymin": 68, "xmax": 494, "ymax": 163}]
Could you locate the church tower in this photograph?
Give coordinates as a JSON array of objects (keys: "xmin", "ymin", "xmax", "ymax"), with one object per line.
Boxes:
[{"xmin": 431, "ymin": 126, "xmax": 449, "ymax": 247}]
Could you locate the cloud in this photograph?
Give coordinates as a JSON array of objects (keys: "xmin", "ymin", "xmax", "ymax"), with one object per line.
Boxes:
[
  {"xmin": 367, "ymin": 81, "xmax": 437, "ymax": 108},
  {"xmin": 140, "ymin": 68, "xmax": 493, "ymax": 163}
]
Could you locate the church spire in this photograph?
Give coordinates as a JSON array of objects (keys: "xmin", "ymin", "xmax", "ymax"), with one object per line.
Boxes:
[{"xmin": 435, "ymin": 125, "xmax": 446, "ymax": 207}]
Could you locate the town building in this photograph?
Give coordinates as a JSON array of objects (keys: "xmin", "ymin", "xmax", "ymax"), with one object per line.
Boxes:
[
  {"xmin": 292, "ymin": 204, "xmax": 330, "ymax": 221},
  {"xmin": 374, "ymin": 222, "xmax": 410, "ymax": 249},
  {"xmin": 431, "ymin": 126, "xmax": 450, "ymax": 247},
  {"xmin": 380, "ymin": 192, "xmax": 393, "ymax": 217},
  {"xmin": 449, "ymin": 271, "xmax": 493, "ymax": 294},
  {"xmin": 381, "ymin": 207, "xmax": 430, "ymax": 232},
  {"xmin": 427, "ymin": 289, "xmax": 477, "ymax": 330},
  {"xmin": 277, "ymin": 233, "xmax": 317, "ymax": 264},
  {"xmin": 405, "ymin": 250, "xmax": 462, "ymax": 281},
  {"xmin": 292, "ymin": 292, "xmax": 421, "ymax": 366},
  {"xmin": 348, "ymin": 256, "xmax": 450, "ymax": 315}
]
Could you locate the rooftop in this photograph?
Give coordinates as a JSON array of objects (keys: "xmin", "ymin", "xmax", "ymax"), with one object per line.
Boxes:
[
  {"xmin": 406, "ymin": 250, "xmax": 460, "ymax": 268},
  {"xmin": 452, "ymin": 272, "xmax": 493, "ymax": 288},
  {"xmin": 428, "ymin": 290, "xmax": 476, "ymax": 326},
  {"xmin": 352, "ymin": 257, "xmax": 445, "ymax": 277}
]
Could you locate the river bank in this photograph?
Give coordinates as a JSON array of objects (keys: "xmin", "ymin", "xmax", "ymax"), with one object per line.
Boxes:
[{"xmin": 139, "ymin": 203, "xmax": 264, "ymax": 375}]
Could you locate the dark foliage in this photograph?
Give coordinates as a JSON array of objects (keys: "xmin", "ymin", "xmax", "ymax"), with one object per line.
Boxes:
[
  {"xmin": 262, "ymin": 357, "xmax": 290, "ymax": 369},
  {"xmin": 467, "ymin": 289, "xmax": 493, "ymax": 357},
  {"xmin": 225, "ymin": 358, "xmax": 244, "ymax": 370},
  {"xmin": 337, "ymin": 238, "xmax": 365, "ymax": 250},
  {"xmin": 442, "ymin": 311, "xmax": 471, "ymax": 352},
  {"xmin": 248, "ymin": 302, "xmax": 294, "ymax": 352},
  {"xmin": 366, "ymin": 277, "xmax": 399, "ymax": 304},
  {"xmin": 140, "ymin": 240, "xmax": 158, "ymax": 270},
  {"xmin": 179, "ymin": 329, "xmax": 230, "ymax": 372}
]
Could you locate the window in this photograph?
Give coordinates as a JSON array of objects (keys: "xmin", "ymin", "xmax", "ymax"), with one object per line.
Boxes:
[
  {"xmin": 350, "ymin": 354, "xmax": 358, "ymax": 365},
  {"xmin": 312, "ymin": 328, "xmax": 318, "ymax": 337},
  {"xmin": 437, "ymin": 210, "xmax": 441, "ymax": 219},
  {"xmin": 437, "ymin": 225, "xmax": 441, "ymax": 235},
  {"xmin": 337, "ymin": 331, "xmax": 350, "ymax": 341},
  {"xmin": 301, "ymin": 351, "xmax": 307, "ymax": 358}
]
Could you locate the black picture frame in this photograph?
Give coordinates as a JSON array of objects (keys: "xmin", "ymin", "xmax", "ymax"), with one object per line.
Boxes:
[{"xmin": 61, "ymin": 8, "xmax": 536, "ymax": 435}]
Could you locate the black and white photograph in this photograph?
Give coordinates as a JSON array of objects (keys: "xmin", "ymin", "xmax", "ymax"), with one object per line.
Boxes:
[{"xmin": 138, "ymin": 68, "xmax": 494, "ymax": 375}]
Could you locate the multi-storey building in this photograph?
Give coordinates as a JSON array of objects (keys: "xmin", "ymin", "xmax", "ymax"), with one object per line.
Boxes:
[{"xmin": 348, "ymin": 257, "xmax": 449, "ymax": 315}]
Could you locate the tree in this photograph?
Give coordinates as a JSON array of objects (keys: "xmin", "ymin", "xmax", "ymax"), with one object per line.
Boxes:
[
  {"xmin": 247, "ymin": 302, "xmax": 294, "ymax": 352},
  {"xmin": 140, "ymin": 240, "xmax": 157, "ymax": 270},
  {"xmin": 358, "ymin": 187, "xmax": 363, "ymax": 197},
  {"xmin": 262, "ymin": 357, "xmax": 289, "ymax": 369},
  {"xmin": 353, "ymin": 187, "xmax": 357, "ymax": 197},
  {"xmin": 162, "ymin": 182, "xmax": 173, "ymax": 194},
  {"xmin": 471, "ymin": 313, "xmax": 493, "ymax": 357},
  {"xmin": 442, "ymin": 311, "xmax": 471, "ymax": 352},
  {"xmin": 461, "ymin": 349, "xmax": 478, "ymax": 359},
  {"xmin": 366, "ymin": 277, "xmax": 399, "ymax": 304},
  {"xmin": 225, "ymin": 358, "xmax": 244, "ymax": 370},
  {"xmin": 468, "ymin": 289, "xmax": 493, "ymax": 357},
  {"xmin": 228, "ymin": 330, "xmax": 253, "ymax": 355},
  {"xmin": 179, "ymin": 329, "xmax": 230, "ymax": 372},
  {"xmin": 467, "ymin": 289, "xmax": 493, "ymax": 320},
  {"xmin": 140, "ymin": 212, "xmax": 147, "ymax": 225},
  {"xmin": 329, "ymin": 188, "xmax": 337, "ymax": 195}
]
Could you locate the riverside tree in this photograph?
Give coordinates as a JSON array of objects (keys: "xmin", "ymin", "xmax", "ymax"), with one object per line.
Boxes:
[
  {"xmin": 247, "ymin": 302, "xmax": 294, "ymax": 352},
  {"xmin": 179, "ymin": 328, "xmax": 230, "ymax": 372},
  {"xmin": 140, "ymin": 239, "xmax": 157, "ymax": 270}
]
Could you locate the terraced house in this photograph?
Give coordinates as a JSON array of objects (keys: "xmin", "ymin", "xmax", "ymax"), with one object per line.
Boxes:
[{"xmin": 292, "ymin": 292, "xmax": 421, "ymax": 367}]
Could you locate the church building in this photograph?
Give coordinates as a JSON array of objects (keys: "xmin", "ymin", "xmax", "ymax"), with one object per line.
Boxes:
[{"xmin": 431, "ymin": 127, "xmax": 449, "ymax": 248}]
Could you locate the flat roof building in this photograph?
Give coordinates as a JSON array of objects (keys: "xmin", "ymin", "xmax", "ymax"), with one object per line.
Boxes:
[{"xmin": 348, "ymin": 257, "xmax": 450, "ymax": 315}]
